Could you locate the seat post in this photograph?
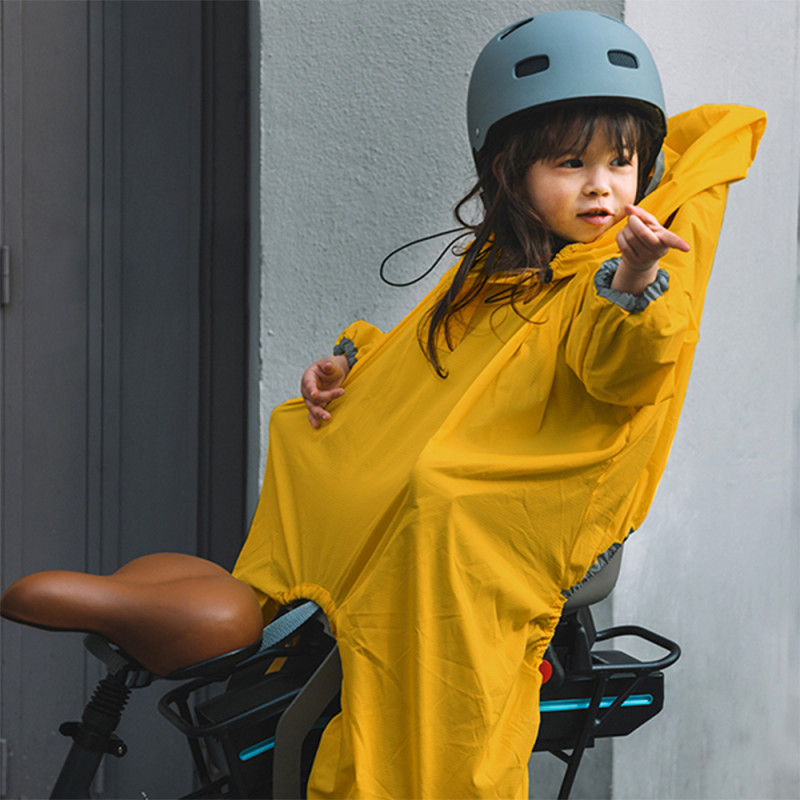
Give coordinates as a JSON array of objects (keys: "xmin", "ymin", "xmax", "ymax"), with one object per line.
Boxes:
[{"xmin": 50, "ymin": 668, "xmax": 132, "ymax": 799}]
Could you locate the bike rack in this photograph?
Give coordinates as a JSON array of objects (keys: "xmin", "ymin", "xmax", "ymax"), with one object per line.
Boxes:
[{"xmin": 2, "ymin": 572, "xmax": 680, "ymax": 799}]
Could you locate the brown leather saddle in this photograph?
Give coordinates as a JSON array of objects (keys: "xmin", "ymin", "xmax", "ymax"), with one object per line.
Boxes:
[{"xmin": 0, "ymin": 553, "xmax": 264, "ymax": 676}]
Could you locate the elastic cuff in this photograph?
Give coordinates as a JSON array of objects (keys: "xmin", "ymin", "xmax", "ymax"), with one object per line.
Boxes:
[
  {"xmin": 594, "ymin": 257, "xmax": 669, "ymax": 313},
  {"xmin": 562, "ymin": 529, "xmax": 634, "ymax": 600},
  {"xmin": 333, "ymin": 337, "xmax": 358, "ymax": 369}
]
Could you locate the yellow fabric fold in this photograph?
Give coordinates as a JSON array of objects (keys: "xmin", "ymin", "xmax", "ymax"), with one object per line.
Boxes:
[{"xmin": 234, "ymin": 104, "xmax": 766, "ymax": 798}]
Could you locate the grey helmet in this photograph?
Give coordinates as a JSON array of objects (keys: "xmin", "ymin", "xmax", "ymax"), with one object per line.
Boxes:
[{"xmin": 467, "ymin": 11, "xmax": 666, "ymax": 159}]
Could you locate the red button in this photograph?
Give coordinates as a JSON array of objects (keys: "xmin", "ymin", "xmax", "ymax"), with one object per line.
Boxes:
[{"xmin": 539, "ymin": 659, "xmax": 553, "ymax": 684}]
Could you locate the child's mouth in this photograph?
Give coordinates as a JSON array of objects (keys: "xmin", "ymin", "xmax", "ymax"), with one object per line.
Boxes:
[{"xmin": 579, "ymin": 209, "xmax": 613, "ymax": 225}]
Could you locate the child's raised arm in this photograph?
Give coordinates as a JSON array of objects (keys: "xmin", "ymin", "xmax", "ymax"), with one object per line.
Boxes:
[
  {"xmin": 612, "ymin": 204, "xmax": 690, "ymax": 296},
  {"xmin": 301, "ymin": 355, "xmax": 350, "ymax": 428}
]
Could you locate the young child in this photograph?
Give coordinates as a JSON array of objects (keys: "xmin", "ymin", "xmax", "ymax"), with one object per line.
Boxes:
[{"xmin": 233, "ymin": 11, "xmax": 765, "ymax": 798}]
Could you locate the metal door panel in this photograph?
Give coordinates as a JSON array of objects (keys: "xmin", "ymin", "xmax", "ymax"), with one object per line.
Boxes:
[{"xmin": 1, "ymin": 2, "xmax": 250, "ymax": 797}]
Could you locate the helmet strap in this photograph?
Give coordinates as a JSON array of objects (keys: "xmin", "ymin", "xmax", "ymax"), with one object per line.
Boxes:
[{"xmin": 642, "ymin": 150, "xmax": 666, "ymax": 199}]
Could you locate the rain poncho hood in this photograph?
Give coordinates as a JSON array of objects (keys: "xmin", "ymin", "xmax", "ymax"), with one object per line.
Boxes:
[{"xmin": 234, "ymin": 104, "xmax": 766, "ymax": 799}]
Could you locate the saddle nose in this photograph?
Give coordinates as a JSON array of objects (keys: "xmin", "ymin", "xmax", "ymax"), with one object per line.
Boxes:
[{"xmin": 0, "ymin": 553, "xmax": 264, "ymax": 676}]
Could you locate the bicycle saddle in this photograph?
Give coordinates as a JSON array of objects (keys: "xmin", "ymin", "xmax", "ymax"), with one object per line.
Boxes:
[{"xmin": 0, "ymin": 553, "xmax": 264, "ymax": 677}]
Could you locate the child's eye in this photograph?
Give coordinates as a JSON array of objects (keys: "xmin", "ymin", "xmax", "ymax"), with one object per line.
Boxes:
[
  {"xmin": 559, "ymin": 158, "xmax": 583, "ymax": 168},
  {"xmin": 612, "ymin": 155, "xmax": 633, "ymax": 167}
]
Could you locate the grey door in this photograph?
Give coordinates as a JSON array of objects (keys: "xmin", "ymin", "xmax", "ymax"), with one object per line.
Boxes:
[{"xmin": 0, "ymin": 1, "xmax": 250, "ymax": 797}]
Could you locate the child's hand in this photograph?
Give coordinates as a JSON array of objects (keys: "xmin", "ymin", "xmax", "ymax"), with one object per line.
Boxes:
[
  {"xmin": 616, "ymin": 204, "xmax": 690, "ymax": 273},
  {"xmin": 301, "ymin": 355, "xmax": 349, "ymax": 428}
]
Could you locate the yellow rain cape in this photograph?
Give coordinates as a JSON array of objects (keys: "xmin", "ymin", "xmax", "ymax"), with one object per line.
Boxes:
[{"xmin": 234, "ymin": 105, "xmax": 765, "ymax": 799}]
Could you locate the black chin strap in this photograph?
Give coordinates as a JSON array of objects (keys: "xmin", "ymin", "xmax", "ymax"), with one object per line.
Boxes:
[{"xmin": 379, "ymin": 227, "xmax": 471, "ymax": 287}]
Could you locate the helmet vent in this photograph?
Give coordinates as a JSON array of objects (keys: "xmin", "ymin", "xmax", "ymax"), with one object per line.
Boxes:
[
  {"xmin": 607, "ymin": 50, "xmax": 639, "ymax": 68},
  {"xmin": 500, "ymin": 17, "xmax": 534, "ymax": 40},
  {"xmin": 515, "ymin": 55, "xmax": 550, "ymax": 78}
]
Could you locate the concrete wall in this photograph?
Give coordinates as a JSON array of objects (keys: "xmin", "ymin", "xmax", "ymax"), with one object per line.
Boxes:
[
  {"xmin": 251, "ymin": 0, "xmax": 621, "ymax": 445},
  {"xmin": 612, "ymin": 2, "xmax": 800, "ymax": 798},
  {"xmin": 252, "ymin": 1, "xmax": 800, "ymax": 797}
]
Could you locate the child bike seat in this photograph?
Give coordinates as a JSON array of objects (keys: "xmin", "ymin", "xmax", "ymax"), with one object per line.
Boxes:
[
  {"xmin": 562, "ymin": 543, "xmax": 623, "ymax": 612},
  {"xmin": 0, "ymin": 553, "xmax": 264, "ymax": 677}
]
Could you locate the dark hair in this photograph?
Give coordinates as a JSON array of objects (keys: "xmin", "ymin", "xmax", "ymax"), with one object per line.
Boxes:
[{"xmin": 421, "ymin": 101, "xmax": 663, "ymax": 377}]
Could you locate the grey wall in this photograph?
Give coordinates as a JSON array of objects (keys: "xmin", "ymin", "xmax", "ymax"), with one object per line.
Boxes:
[
  {"xmin": 251, "ymin": 0, "xmax": 621, "ymax": 452},
  {"xmin": 613, "ymin": 1, "xmax": 800, "ymax": 798},
  {"xmin": 252, "ymin": 1, "xmax": 800, "ymax": 798}
]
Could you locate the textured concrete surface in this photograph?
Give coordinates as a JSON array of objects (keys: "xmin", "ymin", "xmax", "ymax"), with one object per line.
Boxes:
[{"xmin": 613, "ymin": 2, "xmax": 800, "ymax": 798}]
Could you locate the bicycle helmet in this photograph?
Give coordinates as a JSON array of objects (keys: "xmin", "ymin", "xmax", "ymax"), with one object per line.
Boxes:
[{"xmin": 467, "ymin": 10, "xmax": 666, "ymax": 161}]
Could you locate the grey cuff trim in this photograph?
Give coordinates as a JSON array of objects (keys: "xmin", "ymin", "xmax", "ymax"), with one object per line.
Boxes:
[
  {"xmin": 333, "ymin": 337, "xmax": 358, "ymax": 369},
  {"xmin": 594, "ymin": 257, "xmax": 669, "ymax": 313}
]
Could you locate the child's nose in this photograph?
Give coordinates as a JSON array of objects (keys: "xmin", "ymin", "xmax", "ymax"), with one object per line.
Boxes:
[{"xmin": 583, "ymin": 167, "xmax": 611, "ymax": 195}]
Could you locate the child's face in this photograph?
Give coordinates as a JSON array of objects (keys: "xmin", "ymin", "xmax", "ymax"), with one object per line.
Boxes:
[{"xmin": 524, "ymin": 129, "xmax": 638, "ymax": 244}]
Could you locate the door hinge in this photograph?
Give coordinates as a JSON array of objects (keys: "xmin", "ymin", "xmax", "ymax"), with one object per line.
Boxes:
[
  {"xmin": 0, "ymin": 737, "xmax": 8, "ymax": 798},
  {"xmin": 1, "ymin": 246, "xmax": 10, "ymax": 307}
]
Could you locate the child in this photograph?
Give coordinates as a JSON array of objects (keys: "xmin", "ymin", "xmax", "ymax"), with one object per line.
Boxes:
[{"xmin": 233, "ymin": 10, "xmax": 765, "ymax": 798}]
